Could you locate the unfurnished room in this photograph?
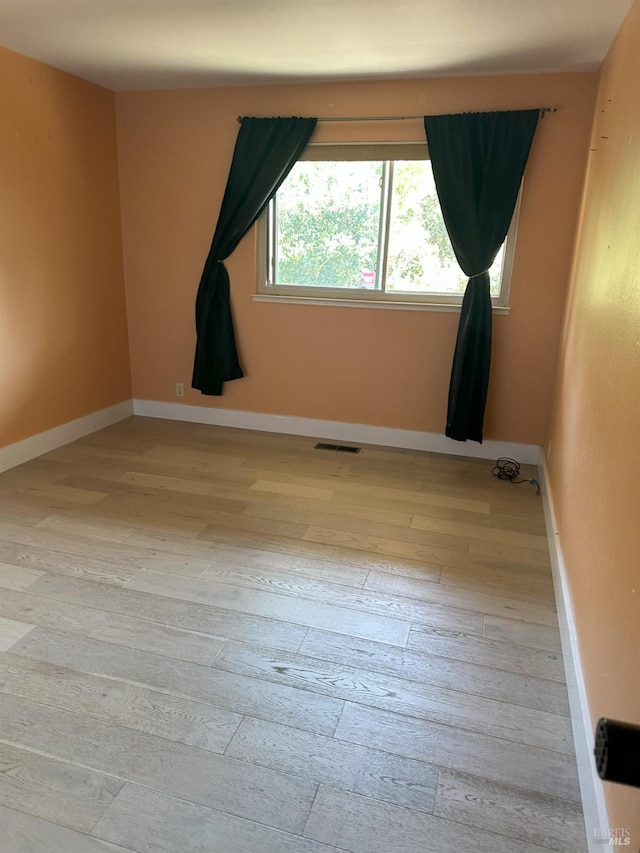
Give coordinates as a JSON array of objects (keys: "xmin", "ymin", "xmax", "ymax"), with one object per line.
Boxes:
[{"xmin": 0, "ymin": 1, "xmax": 639, "ymax": 851}]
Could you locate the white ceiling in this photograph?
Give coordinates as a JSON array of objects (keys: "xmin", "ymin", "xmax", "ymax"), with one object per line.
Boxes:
[{"xmin": 0, "ymin": 0, "xmax": 633, "ymax": 91}]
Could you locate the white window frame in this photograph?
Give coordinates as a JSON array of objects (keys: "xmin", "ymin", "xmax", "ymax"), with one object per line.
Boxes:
[{"xmin": 256, "ymin": 143, "xmax": 519, "ymax": 311}]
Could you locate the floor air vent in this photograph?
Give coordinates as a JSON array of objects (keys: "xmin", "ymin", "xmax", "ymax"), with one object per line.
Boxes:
[{"xmin": 314, "ymin": 442, "xmax": 361, "ymax": 454}]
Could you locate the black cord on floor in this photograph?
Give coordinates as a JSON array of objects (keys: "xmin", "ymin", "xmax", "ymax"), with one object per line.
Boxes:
[{"xmin": 492, "ymin": 457, "xmax": 540, "ymax": 494}]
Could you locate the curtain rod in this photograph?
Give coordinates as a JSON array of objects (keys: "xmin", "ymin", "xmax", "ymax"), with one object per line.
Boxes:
[
  {"xmin": 318, "ymin": 109, "xmax": 558, "ymax": 121},
  {"xmin": 237, "ymin": 108, "xmax": 557, "ymax": 123}
]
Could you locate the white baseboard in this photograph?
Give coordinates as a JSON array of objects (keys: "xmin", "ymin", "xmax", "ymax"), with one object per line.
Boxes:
[
  {"xmin": 538, "ymin": 452, "xmax": 609, "ymax": 851},
  {"xmin": 132, "ymin": 399, "xmax": 540, "ymax": 464},
  {"xmin": 0, "ymin": 397, "xmax": 540, "ymax": 474},
  {"xmin": 0, "ymin": 400, "xmax": 134, "ymax": 474}
]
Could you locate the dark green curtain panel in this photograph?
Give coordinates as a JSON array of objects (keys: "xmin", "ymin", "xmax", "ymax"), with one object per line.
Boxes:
[
  {"xmin": 192, "ymin": 116, "xmax": 317, "ymax": 395},
  {"xmin": 424, "ymin": 110, "xmax": 540, "ymax": 442}
]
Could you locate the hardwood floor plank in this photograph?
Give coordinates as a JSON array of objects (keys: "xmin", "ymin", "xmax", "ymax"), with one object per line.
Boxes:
[
  {"xmin": 244, "ymin": 502, "xmax": 471, "ymax": 552},
  {"xmin": 0, "ymin": 563, "xmax": 45, "ymax": 591},
  {"xmin": 303, "ymin": 524, "xmax": 468, "ymax": 566},
  {"xmin": 334, "ymin": 702, "xmax": 581, "ymax": 802},
  {"xmin": 87, "ymin": 613, "xmax": 227, "ymax": 665},
  {"xmin": 10, "ymin": 628, "xmax": 342, "ymax": 736},
  {"xmin": 35, "ymin": 513, "xmax": 218, "ymax": 558},
  {"xmin": 0, "ymin": 586, "xmax": 111, "ymax": 637},
  {"xmin": 329, "ymin": 489, "xmax": 546, "ymax": 535},
  {"xmin": 0, "ymin": 694, "xmax": 318, "ymax": 834},
  {"xmin": 299, "ymin": 628, "xmax": 569, "ymax": 710},
  {"xmin": 486, "ymin": 494, "xmax": 548, "ymax": 520},
  {"xmin": 0, "ymin": 519, "xmax": 214, "ymax": 576},
  {"xmin": 124, "ymin": 570, "xmax": 411, "ymax": 646},
  {"xmin": 0, "ymin": 465, "xmax": 63, "ymax": 488},
  {"xmin": 438, "ymin": 563, "xmax": 555, "ymax": 599},
  {"xmin": 225, "ymin": 716, "xmax": 438, "ymax": 813},
  {"xmin": 406, "ymin": 624, "xmax": 565, "ymax": 682},
  {"xmin": 116, "ymin": 471, "xmax": 220, "ymax": 495},
  {"xmin": 250, "ymin": 479, "xmax": 335, "ymax": 500},
  {"xmin": 0, "ymin": 617, "xmax": 35, "ymax": 651},
  {"xmin": 243, "ymin": 493, "xmax": 414, "ymax": 529},
  {"xmin": 0, "ymin": 539, "xmax": 137, "ymax": 586},
  {"xmin": 53, "ymin": 497, "xmax": 211, "ymax": 538},
  {"xmin": 26, "ymin": 573, "xmax": 309, "ymax": 652},
  {"xmin": 0, "ymin": 498, "xmax": 51, "ymax": 527},
  {"xmin": 332, "ymin": 483, "xmax": 491, "ymax": 514},
  {"xmin": 198, "ymin": 511, "xmax": 312, "ymax": 541},
  {"xmin": 0, "ymin": 741, "xmax": 123, "ymax": 833},
  {"xmin": 140, "ymin": 445, "xmax": 250, "ymax": 470},
  {"xmin": 203, "ymin": 522, "xmax": 445, "ymax": 579},
  {"xmin": 325, "ymin": 465, "xmax": 432, "ymax": 492},
  {"xmin": 303, "ymin": 784, "xmax": 551, "ymax": 853},
  {"xmin": 366, "ymin": 546, "xmax": 551, "ymax": 582},
  {"xmin": 14, "ymin": 483, "xmax": 109, "ymax": 505},
  {"xmin": 0, "ymin": 570, "xmax": 356, "ymax": 669},
  {"xmin": 104, "ymin": 482, "xmax": 278, "ymax": 525},
  {"xmin": 54, "ymin": 463, "xmax": 241, "ymax": 493},
  {"xmin": 0, "ymin": 490, "xmax": 109, "ymax": 519},
  {"xmin": 215, "ymin": 640, "xmax": 572, "ymax": 746},
  {"xmin": 243, "ymin": 460, "xmax": 351, "ymax": 483},
  {"xmin": 484, "ymin": 614, "xmax": 562, "ymax": 652},
  {"xmin": 245, "ymin": 454, "xmax": 379, "ymax": 481},
  {"xmin": 411, "ymin": 513, "xmax": 550, "ymax": 551},
  {"xmin": 364, "ymin": 570, "xmax": 559, "ymax": 627},
  {"xmin": 204, "ymin": 543, "xmax": 370, "ymax": 587},
  {"xmin": 58, "ymin": 474, "xmax": 252, "ymax": 522},
  {"xmin": 471, "ymin": 537, "xmax": 551, "ymax": 568},
  {"xmin": 197, "ymin": 562, "xmax": 473, "ymax": 633},
  {"xmin": 105, "ymin": 461, "xmax": 257, "ymax": 494},
  {"xmin": 92, "ymin": 783, "xmax": 336, "ymax": 853},
  {"xmin": 0, "ymin": 652, "xmax": 242, "ymax": 754},
  {"xmin": 0, "ymin": 804, "xmax": 138, "ymax": 853},
  {"xmin": 434, "ymin": 768, "xmax": 586, "ymax": 851}
]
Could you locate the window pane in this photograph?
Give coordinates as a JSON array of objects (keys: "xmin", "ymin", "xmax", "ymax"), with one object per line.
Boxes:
[
  {"xmin": 490, "ymin": 244, "xmax": 504, "ymax": 296},
  {"xmin": 385, "ymin": 161, "xmax": 503, "ymax": 296},
  {"xmin": 275, "ymin": 161, "xmax": 382, "ymax": 289},
  {"xmin": 270, "ymin": 158, "xmax": 506, "ymax": 298}
]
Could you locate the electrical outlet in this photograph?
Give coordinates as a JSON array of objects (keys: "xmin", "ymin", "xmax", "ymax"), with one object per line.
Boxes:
[{"xmin": 175, "ymin": 382, "xmax": 184, "ymax": 397}]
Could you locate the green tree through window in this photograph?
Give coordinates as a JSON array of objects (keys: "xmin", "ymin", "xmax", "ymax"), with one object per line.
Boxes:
[{"xmin": 262, "ymin": 154, "xmax": 508, "ymax": 301}]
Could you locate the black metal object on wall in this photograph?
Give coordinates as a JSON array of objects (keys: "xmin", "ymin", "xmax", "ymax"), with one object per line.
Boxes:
[{"xmin": 595, "ymin": 718, "xmax": 640, "ymax": 788}]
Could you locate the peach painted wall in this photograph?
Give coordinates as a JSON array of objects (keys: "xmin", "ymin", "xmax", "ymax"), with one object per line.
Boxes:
[
  {"xmin": 0, "ymin": 48, "xmax": 131, "ymax": 448},
  {"xmin": 545, "ymin": 0, "xmax": 640, "ymax": 841},
  {"xmin": 116, "ymin": 73, "xmax": 596, "ymax": 444}
]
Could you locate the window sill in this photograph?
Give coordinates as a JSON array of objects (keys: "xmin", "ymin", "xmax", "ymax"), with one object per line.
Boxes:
[{"xmin": 252, "ymin": 294, "xmax": 511, "ymax": 314}]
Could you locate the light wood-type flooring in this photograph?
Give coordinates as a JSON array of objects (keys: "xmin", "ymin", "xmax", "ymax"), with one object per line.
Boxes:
[{"xmin": 0, "ymin": 417, "xmax": 586, "ymax": 852}]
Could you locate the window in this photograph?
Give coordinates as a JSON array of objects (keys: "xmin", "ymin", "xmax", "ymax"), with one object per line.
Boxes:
[{"xmin": 257, "ymin": 143, "xmax": 518, "ymax": 308}]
